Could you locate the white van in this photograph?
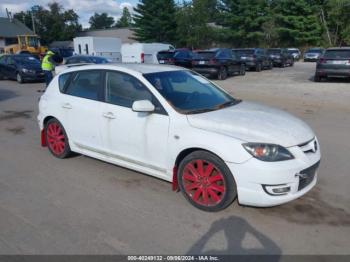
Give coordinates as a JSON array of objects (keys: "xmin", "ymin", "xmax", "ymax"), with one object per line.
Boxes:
[
  {"xmin": 73, "ymin": 37, "xmax": 122, "ymax": 62},
  {"xmin": 121, "ymin": 43, "xmax": 175, "ymax": 64}
]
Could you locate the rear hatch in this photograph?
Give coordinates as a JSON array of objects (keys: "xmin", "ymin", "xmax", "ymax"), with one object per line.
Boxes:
[
  {"xmin": 192, "ymin": 51, "xmax": 216, "ymax": 66},
  {"xmin": 318, "ymin": 49, "xmax": 350, "ymax": 70},
  {"xmin": 157, "ymin": 51, "xmax": 175, "ymax": 64},
  {"xmin": 236, "ymin": 49, "xmax": 255, "ymax": 60}
]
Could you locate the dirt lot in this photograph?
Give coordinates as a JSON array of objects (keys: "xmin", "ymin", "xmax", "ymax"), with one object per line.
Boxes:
[{"xmin": 0, "ymin": 62, "xmax": 349, "ymax": 255}]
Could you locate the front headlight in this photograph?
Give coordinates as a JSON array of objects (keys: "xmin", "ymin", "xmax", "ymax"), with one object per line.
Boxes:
[
  {"xmin": 22, "ymin": 68, "xmax": 35, "ymax": 73},
  {"xmin": 243, "ymin": 143, "xmax": 294, "ymax": 162}
]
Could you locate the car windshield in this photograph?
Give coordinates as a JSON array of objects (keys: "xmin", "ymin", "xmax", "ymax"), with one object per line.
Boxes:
[
  {"xmin": 143, "ymin": 70, "xmax": 240, "ymax": 114},
  {"xmin": 13, "ymin": 56, "xmax": 40, "ymax": 64},
  {"xmin": 90, "ymin": 57, "xmax": 108, "ymax": 64},
  {"xmin": 288, "ymin": 50, "xmax": 298, "ymax": 54},
  {"xmin": 194, "ymin": 52, "xmax": 216, "ymax": 60},
  {"xmin": 324, "ymin": 50, "xmax": 350, "ymax": 59},
  {"xmin": 267, "ymin": 49, "xmax": 281, "ymax": 54},
  {"xmin": 236, "ymin": 49, "xmax": 254, "ymax": 55},
  {"xmin": 60, "ymin": 49, "xmax": 73, "ymax": 57},
  {"xmin": 307, "ymin": 49, "xmax": 323, "ymax": 53},
  {"xmin": 158, "ymin": 52, "xmax": 174, "ymax": 59}
]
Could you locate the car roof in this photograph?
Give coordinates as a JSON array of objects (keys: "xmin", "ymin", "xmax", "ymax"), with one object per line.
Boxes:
[
  {"xmin": 326, "ymin": 47, "xmax": 350, "ymax": 51},
  {"xmin": 61, "ymin": 63, "xmax": 183, "ymax": 74}
]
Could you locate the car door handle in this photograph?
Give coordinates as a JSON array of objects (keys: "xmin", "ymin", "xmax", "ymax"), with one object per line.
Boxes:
[
  {"xmin": 62, "ymin": 103, "xmax": 72, "ymax": 109},
  {"xmin": 103, "ymin": 112, "xmax": 116, "ymax": 119}
]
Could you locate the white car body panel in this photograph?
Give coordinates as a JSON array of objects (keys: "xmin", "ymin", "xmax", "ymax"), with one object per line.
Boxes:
[
  {"xmin": 121, "ymin": 43, "xmax": 175, "ymax": 64},
  {"xmin": 38, "ymin": 64, "xmax": 321, "ymax": 207}
]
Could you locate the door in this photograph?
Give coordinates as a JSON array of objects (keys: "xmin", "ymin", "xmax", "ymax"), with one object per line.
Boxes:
[
  {"xmin": 61, "ymin": 70, "xmax": 105, "ymax": 152},
  {"xmin": 100, "ymin": 70, "xmax": 170, "ymax": 175}
]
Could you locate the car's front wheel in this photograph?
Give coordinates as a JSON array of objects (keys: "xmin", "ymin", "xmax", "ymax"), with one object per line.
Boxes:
[
  {"xmin": 239, "ymin": 64, "xmax": 246, "ymax": 75},
  {"xmin": 45, "ymin": 118, "xmax": 72, "ymax": 159},
  {"xmin": 16, "ymin": 73, "xmax": 23, "ymax": 84},
  {"xmin": 218, "ymin": 67, "xmax": 228, "ymax": 80},
  {"xmin": 178, "ymin": 151, "xmax": 237, "ymax": 212}
]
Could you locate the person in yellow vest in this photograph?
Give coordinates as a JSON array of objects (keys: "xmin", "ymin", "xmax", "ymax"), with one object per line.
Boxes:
[{"xmin": 41, "ymin": 50, "xmax": 55, "ymax": 87}]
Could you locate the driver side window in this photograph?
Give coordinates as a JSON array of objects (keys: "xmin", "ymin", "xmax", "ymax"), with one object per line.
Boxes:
[{"xmin": 105, "ymin": 71, "xmax": 166, "ymax": 115}]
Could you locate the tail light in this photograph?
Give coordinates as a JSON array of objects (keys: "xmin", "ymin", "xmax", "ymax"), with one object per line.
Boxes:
[
  {"xmin": 169, "ymin": 58, "xmax": 175, "ymax": 64},
  {"xmin": 141, "ymin": 52, "xmax": 145, "ymax": 63},
  {"xmin": 319, "ymin": 58, "xmax": 326, "ymax": 64},
  {"xmin": 209, "ymin": 59, "xmax": 217, "ymax": 65}
]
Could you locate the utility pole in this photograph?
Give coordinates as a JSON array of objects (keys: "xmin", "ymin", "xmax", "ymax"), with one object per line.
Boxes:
[
  {"xmin": 320, "ymin": 7, "xmax": 331, "ymax": 46},
  {"xmin": 31, "ymin": 11, "xmax": 36, "ymax": 34}
]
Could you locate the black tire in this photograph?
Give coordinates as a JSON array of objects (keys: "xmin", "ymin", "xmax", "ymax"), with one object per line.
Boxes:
[
  {"xmin": 255, "ymin": 63, "xmax": 262, "ymax": 72},
  {"xmin": 280, "ymin": 61, "xmax": 285, "ymax": 68},
  {"xmin": 177, "ymin": 150, "xmax": 237, "ymax": 212},
  {"xmin": 218, "ymin": 67, "xmax": 228, "ymax": 80},
  {"xmin": 45, "ymin": 118, "xmax": 72, "ymax": 159},
  {"xmin": 16, "ymin": 72, "xmax": 24, "ymax": 84},
  {"xmin": 239, "ymin": 64, "xmax": 246, "ymax": 75},
  {"xmin": 314, "ymin": 74, "xmax": 322, "ymax": 82},
  {"xmin": 268, "ymin": 61, "xmax": 273, "ymax": 70}
]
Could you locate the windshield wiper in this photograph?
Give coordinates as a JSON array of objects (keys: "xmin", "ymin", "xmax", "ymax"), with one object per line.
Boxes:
[{"xmin": 186, "ymin": 108, "xmax": 217, "ymax": 115}]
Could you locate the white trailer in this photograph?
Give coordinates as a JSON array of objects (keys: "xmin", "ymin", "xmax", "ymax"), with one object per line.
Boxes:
[
  {"xmin": 121, "ymin": 43, "xmax": 175, "ymax": 64},
  {"xmin": 73, "ymin": 37, "xmax": 122, "ymax": 62}
]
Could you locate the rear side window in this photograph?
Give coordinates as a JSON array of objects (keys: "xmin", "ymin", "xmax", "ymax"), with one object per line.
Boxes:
[
  {"xmin": 324, "ymin": 50, "xmax": 350, "ymax": 59},
  {"xmin": 58, "ymin": 73, "xmax": 72, "ymax": 92},
  {"xmin": 158, "ymin": 52, "xmax": 174, "ymax": 60},
  {"xmin": 65, "ymin": 70, "xmax": 103, "ymax": 101}
]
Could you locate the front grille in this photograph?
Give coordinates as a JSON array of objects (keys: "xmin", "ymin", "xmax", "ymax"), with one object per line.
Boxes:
[
  {"xmin": 298, "ymin": 161, "xmax": 320, "ymax": 191},
  {"xmin": 298, "ymin": 138, "xmax": 318, "ymax": 154}
]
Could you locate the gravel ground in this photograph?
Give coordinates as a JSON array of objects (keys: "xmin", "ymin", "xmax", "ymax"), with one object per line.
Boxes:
[{"xmin": 0, "ymin": 62, "xmax": 349, "ymax": 255}]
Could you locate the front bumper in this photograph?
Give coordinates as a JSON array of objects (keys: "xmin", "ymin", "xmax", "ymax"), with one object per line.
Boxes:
[
  {"xmin": 304, "ymin": 57, "xmax": 319, "ymax": 62},
  {"xmin": 227, "ymin": 139, "xmax": 321, "ymax": 207}
]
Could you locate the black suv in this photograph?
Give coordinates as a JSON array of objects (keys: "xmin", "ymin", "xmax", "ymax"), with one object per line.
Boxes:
[
  {"xmin": 157, "ymin": 49, "xmax": 193, "ymax": 68},
  {"xmin": 192, "ymin": 48, "xmax": 245, "ymax": 80},
  {"xmin": 315, "ymin": 47, "xmax": 350, "ymax": 82},
  {"xmin": 233, "ymin": 48, "xmax": 272, "ymax": 71},
  {"xmin": 267, "ymin": 48, "xmax": 294, "ymax": 67}
]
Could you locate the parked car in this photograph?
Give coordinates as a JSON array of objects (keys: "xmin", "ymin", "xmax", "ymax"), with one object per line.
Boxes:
[
  {"xmin": 192, "ymin": 48, "xmax": 245, "ymax": 80},
  {"xmin": 267, "ymin": 48, "xmax": 294, "ymax": 67},
  {"xmin": 122, "ymin": 43, "xmax": 175, "ymax": 64},
  {"xmin": 287, "ymin": 48, "xmax": 301, "ymax": 60},
  {"xmin": 55, "ymin": 55, "xmax": 111, "ymax": 74},
  {"xmin": 157, "ymin": 49, "xmax": 193, "ymax": 68},
  {"xmin": 314, "ymin": 47, "xmax": 350, "ymax": 82},
  {"xmin": 38, "ymin": 64, "xmax": 321, "ymax": 211},
  {"xmin": 234, "ymin": 48, "xmax": 272, "ymax": 71},
  {"xmin": 304, "ymin": 48, "xmax": 324, "ymax": 62},
  {"xmin": 0, "ymin": 54, "xmax": 44, "ymax": 83}
]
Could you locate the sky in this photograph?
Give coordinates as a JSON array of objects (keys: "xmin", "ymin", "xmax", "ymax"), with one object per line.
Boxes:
[{"xmin": 0, "ymin": 0, "xmax": 139, "ymax": 28}]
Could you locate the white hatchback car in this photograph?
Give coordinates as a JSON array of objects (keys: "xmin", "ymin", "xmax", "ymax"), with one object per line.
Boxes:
[{"xmin": 38, "ymin": 64, "xmax": 321, "ymax": 211}]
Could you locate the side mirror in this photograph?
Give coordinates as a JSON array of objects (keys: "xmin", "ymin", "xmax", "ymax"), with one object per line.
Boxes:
[{"xmin": 132, "ymin": 100, "xmax": 155, "ymax": 113}]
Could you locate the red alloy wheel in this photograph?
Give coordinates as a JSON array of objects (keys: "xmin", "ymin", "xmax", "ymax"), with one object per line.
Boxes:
[
  {"xmin": 182, "ymin": 159, "xmax": 226, "ymax": 207},
  {"xmin": 46, "ymin": 122, "xmax": 66, "ymax": 156}
]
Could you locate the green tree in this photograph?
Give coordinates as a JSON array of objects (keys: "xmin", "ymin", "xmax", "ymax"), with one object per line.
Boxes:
[
  {"xmin": 133, "ymin": 0, "xmax": 177, "ymax": 43},
  {"xmin": 218, "ymin": 0, "xmax": 270, "ymax": 47},
  {"xmin": 89, "ymin": 12, "xmax": 115, "ymax": 29},
  {"xmin": 271, "ymin": 0, "xmax": 322, "ymax": 47},
  {"xmin": 115, "ymin": 7, "xmax": 132, "ymax": 28},
  {"xmin": 176, "ymin": 0, "xmax": 218, "ymax": 48},
  {"xmin": 14, "ymin": 2, "xmax": 82, "ymax": 45}
]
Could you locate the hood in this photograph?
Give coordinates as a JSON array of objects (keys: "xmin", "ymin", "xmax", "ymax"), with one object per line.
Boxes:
[{"xmin": 187, "ymin": 101, "xmax": 314, "ymax": 148}]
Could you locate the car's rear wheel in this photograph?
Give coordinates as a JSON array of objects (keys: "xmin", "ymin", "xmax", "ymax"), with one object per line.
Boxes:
[
  {"xmin": 178, "ymin": 151, "xmax": 237, "ymax": 212},
  {"xmin": 45, "ymin": 118, "xmax": 72, "ymax": 159},
  {"xmin": 255, "ymin": 63, "xmax": 262, "ymax": 72},
  {"xmin": 239, "ymin": 64, "xmax": 246, "ymax": 75},
  {"xmin": 314, "ymin": 74, "xmax": 323, "ymax": 82},
  {"xmin": 218, "ymin": 67, "xmax": 228, "ymax": 80},
  {"xmin": 16, "ymin": 73, "xmax": 23, "ymax": 84}
]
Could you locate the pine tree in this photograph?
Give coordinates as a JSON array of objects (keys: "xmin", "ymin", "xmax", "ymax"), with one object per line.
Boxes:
[
  {"xmin": 89, "ymin": 13, "xmax": 115, "ymax": 30},
  {"xmin": 116, "ymin": 7, "xmax": 132, "ymax": 28},
  {"xmin": 272, "ymin": 0, "xmax": 322, "ymax": 47},
  {"xmin": 133, "ymin": 0, "xmax": 177, "ymax": 43}
]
